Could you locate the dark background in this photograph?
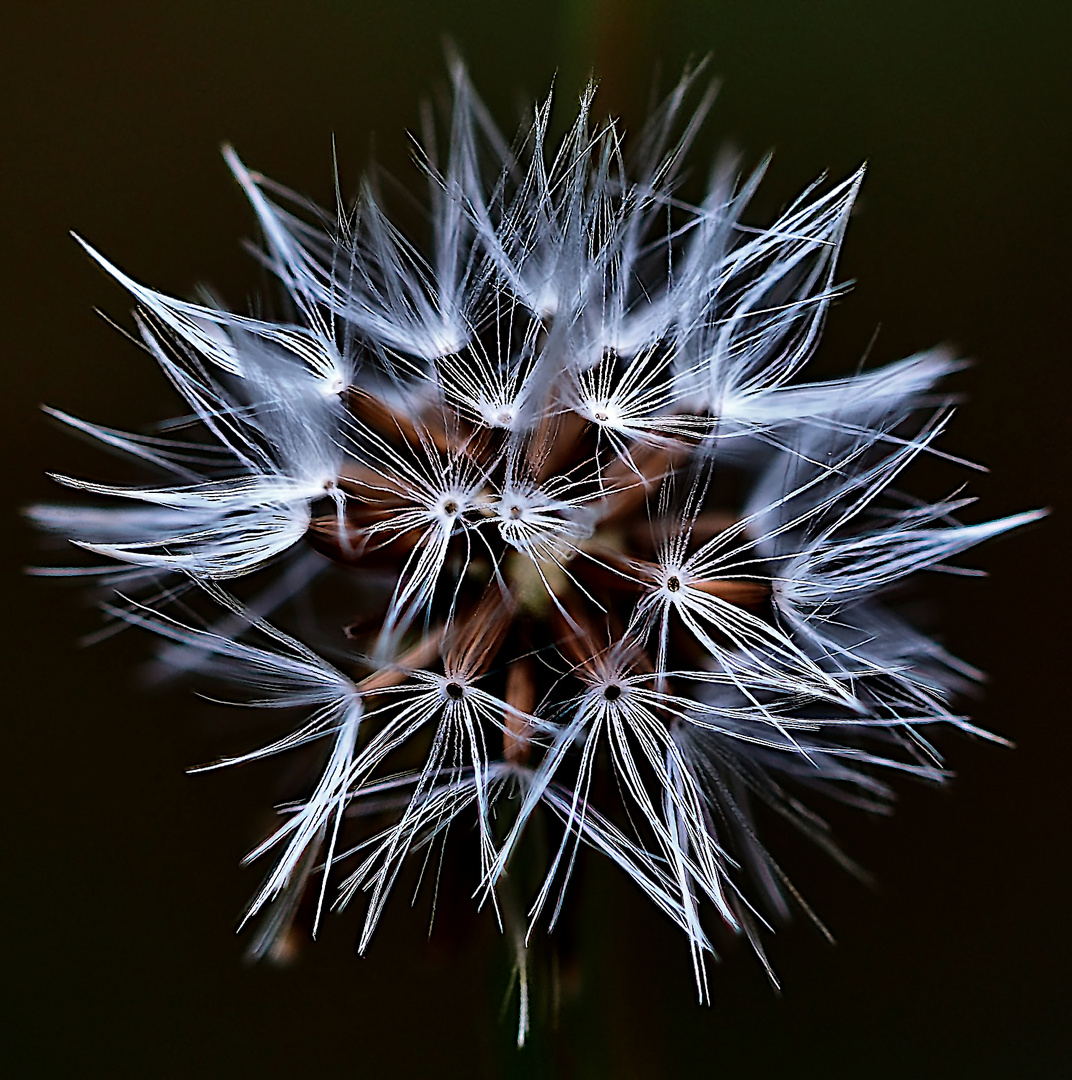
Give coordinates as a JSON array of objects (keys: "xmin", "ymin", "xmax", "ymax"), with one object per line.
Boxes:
[{"xmin": 3, "ymin": 2, "xmax": 1068, "ymax": 1076}]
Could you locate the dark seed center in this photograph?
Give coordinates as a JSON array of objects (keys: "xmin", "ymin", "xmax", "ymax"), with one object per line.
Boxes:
[
  {"xmin": 445, "ymin": 681, "xmax": 465, "ymax": 700},
  {"xmin": 443, "ymin": 499, "xmax": 459, "ymax": 515},
  {"xmin": 603, "ymin": 683, "xmax": 622, "ymax": 701},
  {"xmin": 666, "ymin": 575, "xmax": 681, "ymax": 592}
]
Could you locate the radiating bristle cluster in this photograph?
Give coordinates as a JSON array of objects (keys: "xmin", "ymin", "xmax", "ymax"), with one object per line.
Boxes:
[{"xmin": 32, "ymin": 62, "xmax": 1040, "ymax": 1040}]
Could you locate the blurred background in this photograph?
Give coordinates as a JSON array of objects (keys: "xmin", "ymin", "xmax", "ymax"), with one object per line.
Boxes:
[{"xmin": 2, "ymin": 2, "xmax": 1068, "ymax": 1076}]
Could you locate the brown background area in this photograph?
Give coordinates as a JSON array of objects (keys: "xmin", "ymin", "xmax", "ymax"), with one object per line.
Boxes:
[{"xmin": 2, "ymin": 2, "xmax": 1068, "ymax": 1076}]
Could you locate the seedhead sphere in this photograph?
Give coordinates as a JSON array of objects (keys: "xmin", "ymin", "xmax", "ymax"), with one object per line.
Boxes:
[{"xmin": 32, "ymin": 62, "xmax": 1041, "ymax": 1041}]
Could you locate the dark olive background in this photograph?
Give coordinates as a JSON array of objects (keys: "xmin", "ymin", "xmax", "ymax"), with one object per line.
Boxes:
[{"xmin": 3, "ymin": 2, "xmax": 1068, "ymax": 1077}]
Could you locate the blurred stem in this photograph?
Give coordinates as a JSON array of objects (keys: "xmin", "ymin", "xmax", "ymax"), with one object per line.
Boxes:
[{"xmin": 562, "ymin": 0, "xmax": 658, "ymax": 121}]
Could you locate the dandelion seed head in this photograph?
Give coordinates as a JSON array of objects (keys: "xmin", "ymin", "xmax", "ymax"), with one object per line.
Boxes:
[{"xmin": 32, "ymin": 60, "xmax": 1044, "ymax": 1039}]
